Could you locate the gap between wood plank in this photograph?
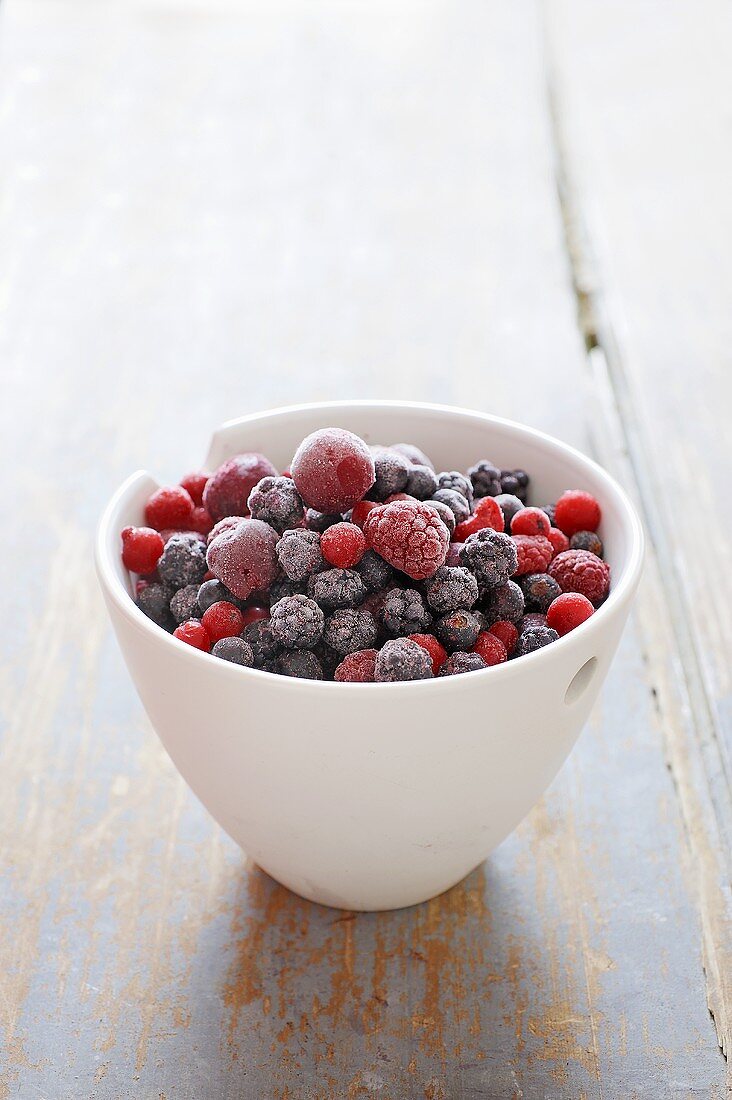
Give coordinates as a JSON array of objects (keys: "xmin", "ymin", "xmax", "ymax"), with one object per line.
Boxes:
[{"xmin": 540, "ymin": 14, "xmax": 732, "ymax": 1067}]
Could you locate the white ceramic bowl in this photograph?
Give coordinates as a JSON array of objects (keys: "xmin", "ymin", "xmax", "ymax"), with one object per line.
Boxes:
[{"xmin": 96, "ymin": 402, "xmax": 643, "ymax": 911}]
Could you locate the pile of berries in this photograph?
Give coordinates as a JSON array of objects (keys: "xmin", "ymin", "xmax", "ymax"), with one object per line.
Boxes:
[{"xmin": 121, "ymin": 428, "xmax": 609, "ymax": 682}]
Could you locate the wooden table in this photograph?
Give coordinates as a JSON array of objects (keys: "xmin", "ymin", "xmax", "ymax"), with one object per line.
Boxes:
[{"xmin": 1, "ymin": 1, "xmax": 730, "ymax": 1095}]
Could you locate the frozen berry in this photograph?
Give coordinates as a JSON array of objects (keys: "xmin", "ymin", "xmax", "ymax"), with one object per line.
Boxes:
[
  {"xmin": 405, "ymin": 464, "xmax": 438, "ymax": 500},
  {"xmin": 324, "ymin": 608, "xmax": 378, "ymax": 655},
  {"xmin": 355, "ymin": 549, "xmax": 396, "ymax": 593},
  {"xmin": 472, "ymin": 631, "xmax": 507, "ymax": 666},
  {"xmin": 291, "ymin": 428, "xmax": 375, "ymax": 513},
  {"xmin": 243, "ymin": 618, "xmax": 280, "ymax": 664},
  {"xmin": 519, "ymin": 572, "xmax": 562, "ymax": 613},
  {"xmin": 268, "ymin": 577, "xmax": 307, "ymax": 607},
  {"xmin": 489, "ymin": 620, "xmax": 519, "ymax": 654},
  {"xmin": 570, "ymin": 530, "xmax": 604, "ymax": 557},
  {"xmin": 512, "ymin": 534, "xmax": 554, "ymax": 576},
  {"xmin": 425, "ymin": 566, "xmax": 478, "ymax": 614},
  {"xmin": 454, "ymin": 496, "xmax": 504, "ymax": 541},
  {"xmin": 350, "ymin": 500, "xmax": 380, "ymax": 530},
  {"xmin": 170, "ymin": 583, "xmax": 201, "ymax": 624},
  {"xmin": 482, "ymin": 580, "xmax": 525, "ymax": 624},
  {"xmin": 494, "ymin": 494, "xmax": 524, "ymax": 531},
  {"xmin": 189, "ymin": 506, "xmax": 214, "ymax": 536},
  {"xmin": 203, "ymin": 453, "xmax": 278, "ymax": 522},
  {"xmin": 241, "ymin": 605, "xmax": 270, "ymax": 627},
  {"xmin": 381, "ymin": 588, "xmax": 432, "ymax": 637},
  {"xmin": 546, "ymin": 592, "xmax": 595, "ymax": 635},
  {"xmin": 309, "ymin": 568, "xmax": 366, "ymax": 610},
  {"xmin": 374, "ymin": 638, "xmax": 433, "ymax": 682},
  {"xmin": 276, "ymin": 528, "xmax": 324, "ymax": 582},
  {"xmin": 548, "ymin": 549, "xmax": 610, "ymax": 604},
  {"xmin": 408, "ymin": 633, "xmax": 448, "ymax": 675},
  {"xmin": 500, "ymin": 469, "xmax": 529, "ymax": 502},
  {"xmin": 468, "ymin": 459, "xmax": 501, "ymax": 498},
  {"xmin": 144, "ymin": 485, "xmax": 194, "ymax": 531},
  {"xmin": 547, "ymin": 527, "xmax": 570, "ymax": 557},
  {"xmin": 367, "ymin": 449, "xmax": 410, "ymax": 501},
  {"xmin": 436, "ymin": 471, "xmax": 473, "ymax": 509},
  {"xmin": 424, "ymin": 499, "xmax": 456, "ymax": 535},
  {"xmin": 207, "ymin": 515, "xmax": 246, "ymax": 546},
  {"xmin": 158, "ymin": 532, "xmax": 208, "ymax": 589},
  {"xmin": 136, "ymin": 583, "xmax": 176, "ymax": 631},
  {"xmin": 206, "ymin": 518, "xmax": 279, "ymax": 600},
  {"xmin": 435, "ymin": 609, "xmax": 482, "ymax": 652},
  {"xmin": 511, "ymin": 507, "xmax": 551, "ymax": 537},
  {"xmin": 445, "ymin": 542, "xmax": 464, "ymax": 566},
  {"xmin": 121, "ymin": 526, "xmax": 164, "ymax": 574},
  {"xmin": 197, "ymin": 578, "xmax": 239, "ymax": 613},
  {"xmin": 520, "ymin": 613, "xmax": 548, "ymax": 632},
  {"xmin": 431, "ymin": 488, "xmax": 470, "ymax": 525},
  {"xmin": 270, "ymin": 594, "xmax": 324, "ymax": 649},
  {"xmin": 334, "ymin": 649, "xmax": 379, "ymax": 682},
  {"xmin": 212, "ymin": 636, "xmax": 254, "ymax": 665},
  {"xmin": 364, "ymin": 500, "xmax": 450, "ymax": 580},
  {"xmin": 321, "ymin": 522, "xmax": 366, "ymax": 568},
  {"xmin": 439, "ymin": 651, "xmax": 487, "ymax": 676},
  {"xmin": 554, "ymin": 490, "xmax": 601, "ymax": 536},
  {"xmin": 247, "ymin": 476, "xmax": 304, "ymax": 533},
  {"xmin": 515, "ymin": 625, "xmax": 559, "ymax": 656},
  {"xmin": 277, "ymin": 650, "xmax": 324, "ymax": 679},
  {"xmin": 390, "ymin": 442, "xmax": 434, "ymax": 469},
  {"xmin": 459, "ymin": 529, "xmax": 518, "ymax": 586},
  {"xmin": 173, "ymin": 620, "xmax": 210, "ymax": 651},
  {"xmin": 201, "ymin": 600, "xmax": 246, "ymax": 643},
  {"xmin": 542, "ymin": 504, "xmax": 556, "ymax": 526},
  {"xmin": 179, "ymin": 471, "xmax": 209, "ymax": 506},
  {"xmin": 304, "ymin": 509, "xmax": 343, "ymax": 532}
]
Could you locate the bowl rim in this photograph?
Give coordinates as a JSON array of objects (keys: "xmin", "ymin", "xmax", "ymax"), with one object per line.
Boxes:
[{"xmin": 95, "ymin": 400, "xmax": 644, "ymax": 693}]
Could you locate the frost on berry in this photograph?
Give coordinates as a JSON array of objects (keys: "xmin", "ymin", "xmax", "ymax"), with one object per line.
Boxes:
[{"xmin": 364, "ymin": 500, "xmax": 449, "ymax": 581}]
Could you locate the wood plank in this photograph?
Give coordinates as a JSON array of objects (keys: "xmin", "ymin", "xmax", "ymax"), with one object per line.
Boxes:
[{"xmin": 0, "ymin": 0, "xmax": 727, "ymax": 1096}]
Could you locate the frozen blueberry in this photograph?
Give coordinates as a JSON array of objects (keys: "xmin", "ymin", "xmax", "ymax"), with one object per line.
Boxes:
[
  {"xmin": 515, "ymin": 625, "xmax": 559, "ymax": 656},
  {"xmin": 436, "ymin": 471, "xmax": 473, "ymax": 509},
  {"xmin": 305, "ymin": 509, "xmax": 343, "ymax": 533},
  {"xmin": 519, "ymin": 573, "xmax": 562, "ymax": 613},
  {"xmin": 520, "ymin": 613, "xmax": 548, "ymax": 632},
  {"xmin": 309, "ymin": 568, "xmax": 366, "ymax": 610},
  {"xmin": 460, "ymin": 529, "xmax": 518, "ymax": 585},
  {"xmin": 405, "ymin": 464, "xmax": 438, "ymax": 500},
  {"xmin": 270, "ymin": 594, "xmax": 324, "ymax": 649},
  {"xmin": 432, "ymin": 488, "xmax": 471, "ymax": 525},
  {"xmin": 482, "ymin": 580, "xmax": 525, "ymax": 624},
  {"xmin": 158, "ymin": 532, "xmax": 207, "ymax": 588},
  {"xmin": 468, "ymin": 460, "xmax": 502, "ymax": 498},
  {"xmin": 170, "ymin": 583, "xmax": 201, "ymax": 624},
  {"xmin": 198, "ymin": 578, "xmax": 240, "ymax": 613},
  {"xmin": 323, "ymin": 608, "xmax": 378, "ymax": 656},
  {"xmin": 494, "ymin": 494, "xmax": 524, "ymax": 531},
  {"xmin": 276, "ymin": 528, "xmax": 324, "ymax": 582},
  {"xmin": 570, "ymin": 531, "xmax": 604, "ymax": 557},
  {"xmin": 367, "ymin": 449, "xmax": 410, "ymax": 501},
  {"xmin": 212, "ymin": 636, "xmax": 254, "ymax": 666},
  {"xmin": 425, "ymin": 566, "xmax": 478, "ymax": 614},
  {"xmin": 374, "ymin": 638, "xmax": 433, "ymax": 682},
  {"xmin": 435, "ymin": 609, "xmax": 482, "ymax": 652},
  {"xmin": 500, "ymin": 469, "xmax": 529, "ymax": 503},
  {"xmin": 439, "ymin": 651, "xmax": 487, "ymax": 676},
  {"xmin": 277, "ymin": 649, "xmax": 324, "ymax": 679},
  {"xmin": 136, "ymin": 583, "xmax": 176, "ymax": 631},
  {"xmin": 247, "ymin": 475, "xmax": 304, "ymax": 533},
  {"xmin": 541, "ymin": 504, "xmax": 556, "ymax": 526},
  {"xmin": 355, "ymin": 549, "xmax": 396, "ymax": 593},
  {"xmin": 381, "ymin": 588, "xmax": 432, "ymax": 636},
  {"xmin": 424, "ymin": 499, "xmax": 456, "ymax": 535}
]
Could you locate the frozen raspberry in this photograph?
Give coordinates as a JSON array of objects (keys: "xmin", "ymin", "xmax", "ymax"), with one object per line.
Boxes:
[
  {"xmin": 276, "ymin": 529, "xmax": 324, "ymax": 582},
  {"xmin": 424, "ymin": 499, "xmax": 456, "ymax": 535},
  {"xmin": 546, "ymin": 592, "xmax": 595, "ymax": 636},
  {"xmin": 547, "ymin": 527, "xmax": 570, "ymax": 557},
  {"xmin": 489, "ymin": 620, "xmax": 519, "ymax": 654},
  {"xmin": 324, "ymin": 608, "xmax": 378, "ymax": 655},
  {"xmin": 570, "ymin": 530, "xmax": 604, "ymax": 557},
  {"xmin": 468, "ymin": 459, "xmax": 502, "ymax": 498},
  {"xmin": 454, "ymin": 497, "xmax": 504, "ymax": 541},
  {"xmin": 189, "ymin": 506, "xmax": 214, "ymax": 536},
  {"xmin": 158, "ymin": 533, "xmax": 208, "ymax": 589},
  {"xmin": 144, "ymin": 486, "xmax": 194, "ymax": 531},
  {"xmin": 243, "ymin": 618, "xmax": 280, "ymax": 664},
  {"xmin": 548, "ymin": 549, "xmax": 610, "ymax": 604},
  {"xmin": 405, "ymin": 464, "xmax": 438, "ymax": 500},
  {"xmin": 334, "ymin": 649, "xmax": 379, "ymax": 682},
  {"xmin": 203, "ymin": 453, "xmax": 278, "ymax": 522},
  {"xmin": 519, "ymin": 573, "xmax": 562, "ymax": 613},
  {"xmin": 364, "ymin": 500, "xmax": 450, "ymax": 580},
  {"xmin": 367, "ymin": 449, "xmax": 410, "ymax": 501},
  {"xmin": 179, "ymin": 471, "xmax": 209, "ymax": 506},
  {"xmin": 511, "ymin": 507, "xmax": 551, "ymax": 537},
  {"xmin": 472, "ymin": 631, "xmax": 507, "ymax": 666},
  {"xmin": 305, "ymin": 509, "xmax": 343, "ymax": 533},
  {"xmin": 439, "ymin": 651, "xmax": 487, "ymax": 676},
  {"xmin": 197, "ymin": 578, "xmax": 240, "ymax": 613},
  {"xmin": 241, "ymin": 605, "xmax": 270, "ymax": 627},
  {"xmin": 350, "ymin": 500, "xmax": 380, "ymax": 529},
  {"xmin": 212, "ymin": 636, "xmax": 254, "ymax": 666},
  {"xmin": 374, "ymin": 638, "xmax": 433, "ymax": 682},
  {"xmin": 425, "ymin": 566, "xmax": 478, "ymax": 614},
  {"xmin": 270, "ymin": 594, "xmax": 324, "ymax": 649},
  {"xmin": 512, "ymin": 534, "xmax": 554, "ymax": 576},
  {"xmin": 291, "ymin": 428, "xmax": 375, "ymax": 513},
  {"xmin": 247, "ymin": 476, "xmax": 304, "ymax": 533},
  {"xmin": 201, "ymin": 600, "xmax": 246, "ymax": 643},
  {"xmin": 494, "ymin": 494, "xmax": 524, "ymax": 531},
  {"xmin": 554, "ymin": 490, "xmax": 601, "ymax": 536},
  {"xmin": 355, "ymin": 549, "xmax": 396, "ymax": 593},
  {"xmin": 436, "ymin": 471, "xmax": 473, "ymax": 509},
  {"xmin": 390, "ymin": 442, "xmax": 434, "ymax": 469},
  {"xmin": 277, "ymin": 650, "xmax": 324, "ymax": 680},
  {"xmin": 482, "ymin": 580, "xmax": 525, "ymax": 624},
  {"xmin": 431, "ymin": 488, "xmax": 470, "ymax": 525},
  {"xmin": 207, "ymin": 515, "xmax": 246, "ymax": 546},
  {"xmin": 500, "ymin": 469, "xmax": 529, "ymax": 502},
  {"xmin": 206, "ymin": 518, "xmax": 279, "ymax": 600},
  {"xmin": 435, "ymin": 609, "xmax": 482, "ymax": 652},
  {"xmin": 321, "ymin": 522, "xmax": 366, "ymax": 568},
  {"xmin": 459, "ymin": 529, "xmax": 518, "ymax": 586},
  {"xmin": 170, "ymin": 584, "xmax": 201, "ymax": 624},
  {"xmin": 136, "ymin": 583, "xmax": 176, "ymax": 631},
  {"xmin": 173, "ymin": 620, "xmax": 211, "ymax": 651},
  {"xmin": 309, "ymin": 568, "xmax": 366, "ymax": 610},
  {"xmin": 381, "ymin": 588, "xmax": 432, "ymax": 637},
  {"xmin": 408, "ymin": 633, "xmax": 448, "ymax": 675},
  {"xmin": 121, "ymin": 526, "xmax": 164, "ymax": 574},
  {"xmin": 515, "ymin": 625, "xmax": 559, "ymax": 657}
]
